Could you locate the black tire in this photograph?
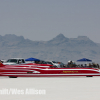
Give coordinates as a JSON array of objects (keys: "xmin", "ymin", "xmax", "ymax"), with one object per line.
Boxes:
[
  {"xmin": 9, "ymin": 76, "xmax": 17, "ymax": 78},
  {"xmin": 86, "ymin": 76, "xmax": 93, "ymax": 77}
]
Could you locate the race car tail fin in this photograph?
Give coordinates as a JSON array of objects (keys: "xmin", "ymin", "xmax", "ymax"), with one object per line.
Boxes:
[{"xmin": 0, "ymin": 62, "xmax": 5, "ymax": 67}]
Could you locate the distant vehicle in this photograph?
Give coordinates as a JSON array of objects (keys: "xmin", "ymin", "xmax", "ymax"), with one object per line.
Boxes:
[
  {"xmin": 46, "ymin": 61, "xmax": 60, "ymax": 68},
  {"xmin": 57, "ymin": 62, "xmax": 65, "ymax": 68},
  {"xmin": 3, "ymin": 58, "xmax": 25, "ymax": 65},
  {"xmin": 1, "ymin": 59, "xmax": 6, "ymax": 63}
]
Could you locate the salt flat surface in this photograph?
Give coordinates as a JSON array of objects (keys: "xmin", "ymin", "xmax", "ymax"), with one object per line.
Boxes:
[{"xmin": 0, "ymin": 76, "xmax": 100, "ymax": 100}]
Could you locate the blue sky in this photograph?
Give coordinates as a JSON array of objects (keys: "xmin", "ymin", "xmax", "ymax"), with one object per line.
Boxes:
[{"xmin": 0, "ymin": 0, "xmax": 100, "ymax": 42}]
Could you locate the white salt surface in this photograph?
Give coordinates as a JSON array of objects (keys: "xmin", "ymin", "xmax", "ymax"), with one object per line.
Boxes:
[{"xmin": 0, "ymin": 76, "xmax": 100, "ymax": 100}]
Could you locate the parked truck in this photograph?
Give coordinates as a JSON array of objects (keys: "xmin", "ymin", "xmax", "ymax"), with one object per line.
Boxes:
[{"xmin": 3, "ymin": 58, "xmax": 25, "ymax": 65}]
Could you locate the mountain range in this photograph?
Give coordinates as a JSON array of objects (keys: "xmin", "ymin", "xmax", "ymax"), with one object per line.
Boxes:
[{"xmin": 0, "ymin": 34, "xmax": 100, "ymax": 63}]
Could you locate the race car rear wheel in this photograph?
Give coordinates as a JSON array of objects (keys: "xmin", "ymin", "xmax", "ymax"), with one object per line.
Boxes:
[{"xmin": 9, "ymin": 76, "xmax": 17, "ymax": 78}]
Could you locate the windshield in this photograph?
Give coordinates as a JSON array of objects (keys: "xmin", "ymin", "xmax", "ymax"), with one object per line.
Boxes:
[{"xmin": 6, "ymin": 59, "xmax": 17, "ymax": 63}]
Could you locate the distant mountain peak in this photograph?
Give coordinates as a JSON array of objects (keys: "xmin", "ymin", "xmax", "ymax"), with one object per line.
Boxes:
[
  {"xmin": 4, "ymin": 34, "xmax": 16, "ymax": 37},
  {"xmin": 55, "ymin": 33, "xmax": 65, "ymax": 38},
  {"xmin": 48, "ymin": 33, "xmax": 68, "ymax": 44},
  {"xmin": 52, "ymin": 33, "xmax": 68, "ymax": 40},
  {"xmin": 77, "ymin": 36, "xmax": 90, "ymax": 40},
  {"xmin": 3, "ymin": 34, "xmax": 24, "ymax": 41}
]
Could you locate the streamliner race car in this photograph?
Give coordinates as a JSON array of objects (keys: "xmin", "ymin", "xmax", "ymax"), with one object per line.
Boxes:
[{"xmin": 0, "ymin": 62, "xmax": 100, "ymax": 78}]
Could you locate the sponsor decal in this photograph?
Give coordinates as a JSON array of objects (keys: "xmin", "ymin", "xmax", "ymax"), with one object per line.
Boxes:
[{"xmin": 63, "ymin": 71, "xmax": 78, "ymax": 73}]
